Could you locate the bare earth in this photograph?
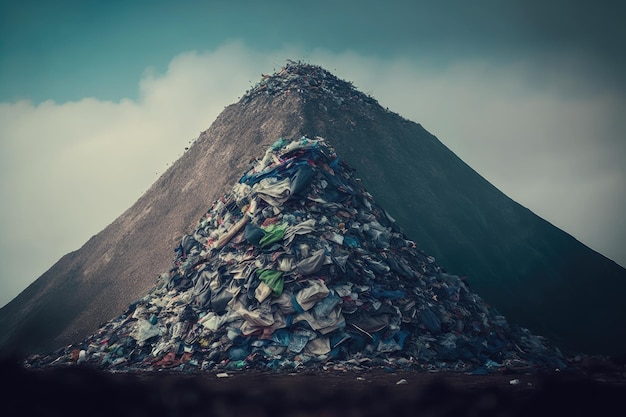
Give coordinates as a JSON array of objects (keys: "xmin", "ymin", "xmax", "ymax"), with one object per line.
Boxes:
[{"xmin": 4, "ymin": 358, "xmax": 625, "ymax": 417}]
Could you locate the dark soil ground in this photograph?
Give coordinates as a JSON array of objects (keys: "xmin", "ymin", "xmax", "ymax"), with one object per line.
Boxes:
[{"xmin": 3, "ymin": 357, "xmax": 625, "ymax": 417}]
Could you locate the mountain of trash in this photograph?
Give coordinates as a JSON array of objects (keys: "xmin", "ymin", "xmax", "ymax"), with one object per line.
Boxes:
[{"xmin": 26, "ymin": 137, "xmax": 568, "ymax": 373}]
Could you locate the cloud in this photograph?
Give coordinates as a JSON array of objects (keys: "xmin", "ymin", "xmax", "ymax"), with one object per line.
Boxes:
[
  {"xmin": 0, "ymin": 42, "xmax": 293, "ymax": 307},
  {"xmin": 300, "ymin": 51, "xmax": 626, "ymax": 265},
  {"xmin": 367, "ymin": 58, "xmax": 626, "ymax": 267},
  {"xmin": 1, "ymin": 42, "xmax": 624, "ymax": 308}
]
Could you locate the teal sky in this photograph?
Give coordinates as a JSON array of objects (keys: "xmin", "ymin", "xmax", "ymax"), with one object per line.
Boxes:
[
  {"xmin": 1, "ymin": 0, "xmax": 625, "ymax": 307},
  {"xmin": 3, "ymin": 0, "xmax": 624, "ymax": 103}
]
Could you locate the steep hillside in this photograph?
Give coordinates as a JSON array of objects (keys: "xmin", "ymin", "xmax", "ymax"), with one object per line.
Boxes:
[{"xmin": 1, "ymin": 62, "xmax": 624, "ymax": 358}]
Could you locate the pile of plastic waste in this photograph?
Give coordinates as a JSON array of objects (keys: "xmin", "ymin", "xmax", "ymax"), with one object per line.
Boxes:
[{"xmin": 26, "ymin": 137, "xmax": 567, "ymax": 373}]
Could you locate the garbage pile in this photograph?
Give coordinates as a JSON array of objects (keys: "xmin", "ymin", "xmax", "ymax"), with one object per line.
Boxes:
[{"xmin": 26, "ymin": 137, "xmax": 567, "ymax": 373}]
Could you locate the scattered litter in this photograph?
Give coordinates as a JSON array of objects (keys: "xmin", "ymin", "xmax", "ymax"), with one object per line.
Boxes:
[
  {"xmin": 396, "ymin": 379, "xmax": 408, "ymax": 385},
  {"xmin": 216, "ymin": 372, "xmax": 229, "ymax": 378},
  {"xmin": 509, "ymin": 379, "xmax": 521, "ymax": 385}
]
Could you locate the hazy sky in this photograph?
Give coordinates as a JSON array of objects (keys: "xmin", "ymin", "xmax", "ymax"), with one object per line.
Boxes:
[{"xmin": 1, "ymin": 0, "xmax": 624, "ymax": 307}]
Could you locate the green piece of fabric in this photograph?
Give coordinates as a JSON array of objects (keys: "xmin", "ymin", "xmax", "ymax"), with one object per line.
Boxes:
[
  {"xmin": 257, "ymin": 269, "xmax": 284, "ymax": 295},
  {"xmin": 259, "ymin": 223, "xmax": 287, "ymax": 247}
]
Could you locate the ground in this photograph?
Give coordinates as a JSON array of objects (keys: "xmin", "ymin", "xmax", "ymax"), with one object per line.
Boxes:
[{"xmin": 3, "ymin": 357, "xmax": 625, "ymax": 416}]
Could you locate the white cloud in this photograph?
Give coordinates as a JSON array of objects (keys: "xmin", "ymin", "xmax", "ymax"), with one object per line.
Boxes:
[
  {"xmin": 1, "ymin": 42, "xmax": 624, "ymax": 308},
  {"xmin": 297, "ymin": 51, "xmax": 626, "ymax": 266}
]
